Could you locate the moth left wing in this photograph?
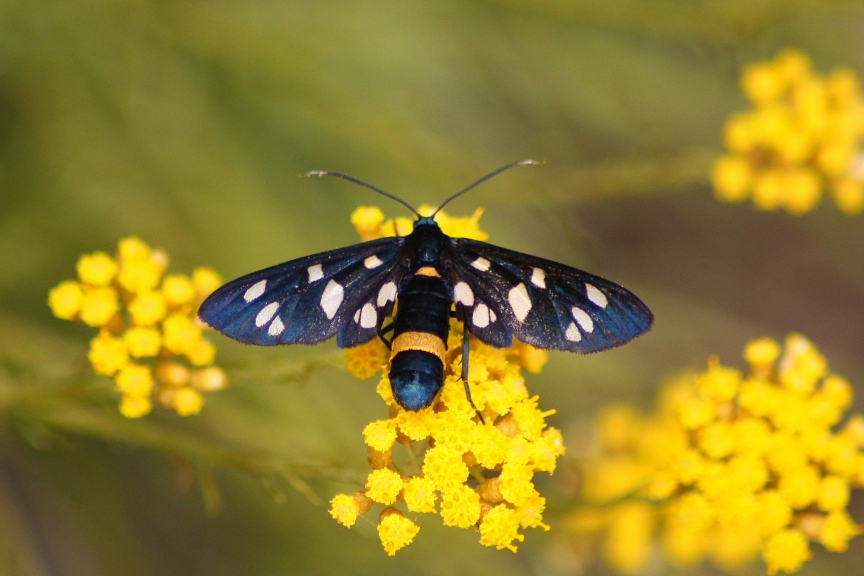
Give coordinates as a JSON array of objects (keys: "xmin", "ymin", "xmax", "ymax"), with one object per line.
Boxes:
[
  {"xmin": 447, "ymin": 238, "xmax": 653, "ymax": 352},
  {"xmin": 198, "ymin": 237, "xmax": 406, "ymax": 347}
]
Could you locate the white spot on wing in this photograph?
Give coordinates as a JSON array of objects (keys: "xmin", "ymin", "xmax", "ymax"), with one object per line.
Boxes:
[
  {"xmin": 471, "ymin": 257, "xmax": 491, "ymax": 272},
  {"xmin": 307, "ymin": 264, "xmax": 324, "ymax": 283},
  {"xmin": 454, "ymin": 281, "xmax": 474, "ymax": 306},
  {"xmin": 377, "ymin": 281, "xmax": 397, "ymax": 307},
  {"xmin": 359, "ymin": 303, "xmax": 377, "ymax": 329},
  {"xmin": 255, "ymin": 302, "xmax": 279, "ymax": 327},
  {"xmin": 244, "ymin": 279, "xmax": 267, "ymax": 302},
  {"xmin": 508, "ymin": 283, "xmax": 532, "ymax": 322},
  {"xmin": 565, "ymin": 322, "xmax": 582, "ymax": 342},
  {"xmin": 472, "ymin": 303, "xmax": 490, "ymax": 328},
  {"xmin": 268, "ymin": 316, "xmax": 285, "ymax": 336},
  {"xmin": 489, "ymin": 309, "xmax": 497, "ymax": 322},
  {"xmin": 571, "ymin": 306, "xmax": 594, "ymax": 333},
  {"xmin": 320, "ymin": 280, "xmax": 344, "ymax": 319},
  {"xmin": 353, "ymin": 309, "xmax": 361, "ymax": 323},
  {"xmin": 531, "ymin": 267, "xmax": 546, "ymax": 289},
  {"xmin": 586, "ymin": 283, "xmax": 608, "ymax": 308},
  {"xmin": 364, "ymin": 255, "xmax": 383, "ymax": 269}
]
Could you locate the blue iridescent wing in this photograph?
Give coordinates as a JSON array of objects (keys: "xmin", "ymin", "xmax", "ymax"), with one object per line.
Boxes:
[
  {"xmin": 446, "ymin": 238, "xmax": 653, "ymax": 351},
  {"xmin": 198, "ymin": 237, "xmax": 406, "ymax": 347}
]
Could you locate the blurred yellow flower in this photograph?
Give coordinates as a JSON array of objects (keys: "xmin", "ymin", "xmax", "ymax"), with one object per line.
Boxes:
[
  {"xmin": 713, "ymin": 49, "xmax": 864, "ymax": 215},
  {"xmin": 331, "ymin": 207, "xmax": 563, "ymax": 555},
  {"xmin": 568, "ymin": 334, "xmax": 864, "ymax": 574},
  {"xmin": 48, "ymin": 236, "xmax": 227, "ymax": 418}
]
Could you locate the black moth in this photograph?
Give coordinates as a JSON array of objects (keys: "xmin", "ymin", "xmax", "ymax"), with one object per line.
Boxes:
[{"xmin": 198, "ymin": 161, "xmax": 653, "ymax": 411}]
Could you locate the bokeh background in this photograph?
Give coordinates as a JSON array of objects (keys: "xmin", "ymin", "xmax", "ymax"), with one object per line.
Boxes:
[{"xmin": 2, "ymin": 1, "xmax": 864, "ymax": 575}]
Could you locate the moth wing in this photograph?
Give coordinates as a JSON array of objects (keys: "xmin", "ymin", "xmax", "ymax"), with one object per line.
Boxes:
[
  {"xmin": 448, "ymin": 238, "xmax": 653, "ymax": 352},
  {"xmin": 198, "ymin": 237, "xmax": 406, "ymax": 347}
]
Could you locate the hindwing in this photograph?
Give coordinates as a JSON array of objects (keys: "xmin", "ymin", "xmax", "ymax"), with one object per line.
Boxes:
[
  {"xmin": 447, "ymin": 238, "xmax": 653, "ymax": 352},
  {"xmin": 198, "ymin": 237, "xmax": 406, "ymax": 347}
]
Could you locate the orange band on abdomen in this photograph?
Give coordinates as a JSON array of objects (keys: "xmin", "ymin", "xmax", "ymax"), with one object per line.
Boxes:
[
  {"xmin": 415, "ymin": 266, "xmax": 441, "ymax": 277},
  {"xmin": 390, "ymin": 331, "xmax": 446, "ymax": 362}
]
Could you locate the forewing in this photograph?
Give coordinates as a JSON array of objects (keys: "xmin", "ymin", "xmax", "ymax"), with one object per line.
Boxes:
[
  {"xmin": 448, "ymin": 238, "xmax": 653, "ymax": 352},
  {"xmin": 198, "ymin": 237, "xmax": 405, "ymax": 347}
]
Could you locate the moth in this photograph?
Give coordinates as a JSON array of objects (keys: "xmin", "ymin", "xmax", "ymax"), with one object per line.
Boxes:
[{"xmin": 198, "ymin": 161, "xmax": 653, "ymax": 411}]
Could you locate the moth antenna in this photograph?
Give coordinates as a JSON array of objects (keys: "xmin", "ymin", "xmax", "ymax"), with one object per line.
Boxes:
[
  {"xmin": 303, "ymin": 171, "xmax": 421, "ymax": 217},
  {"xmin": 432, "ymin": 160, "xmax": 544, "ymax": 217}
]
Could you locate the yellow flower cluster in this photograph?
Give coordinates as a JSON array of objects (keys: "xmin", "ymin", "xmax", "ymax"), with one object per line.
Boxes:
[
  {"xmin": 712, "ymin": 49, "xmax": 864, "ymax": 215},
  {"xmin": 331, "ymin": 207, "xmax": 564, "ymax": 555},
  {"xmin": 570, "ymin": 334, "xmax": 864, "ymax": 575},
  {"xmin": 48, "ymin": 237, "xmax": 226, "ymax": 418}
]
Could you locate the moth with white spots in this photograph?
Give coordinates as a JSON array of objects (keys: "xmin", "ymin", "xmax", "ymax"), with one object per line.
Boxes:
[
  {"xmin": 199, "ymin": 221, "xmax": 651, "ymax": 353},
  {"xmin": 198, "ymin": 161, "xmax": 653, "ymax": 411}
]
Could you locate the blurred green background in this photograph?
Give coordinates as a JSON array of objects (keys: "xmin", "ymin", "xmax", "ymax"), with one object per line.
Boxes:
[{"xmin": 2, "ymin": 1, "xmax": 864, "ymax": 575}]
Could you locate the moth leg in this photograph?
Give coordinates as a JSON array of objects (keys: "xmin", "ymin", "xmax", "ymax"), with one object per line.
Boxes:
[
  {"xmin": 461, "ymin": 323, "xmax": 485, "ymax": 424},
  {"xmin": 378, "ymin": 322, "xmax": 395, "ymax": 350}
]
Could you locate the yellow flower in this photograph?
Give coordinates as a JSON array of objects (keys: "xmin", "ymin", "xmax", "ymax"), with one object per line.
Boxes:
[
  {"xmin": 50, "ymin": 237, "xmax": 226, "ymax": 418},
  {"xmin": 344, "ymin": 338, "xmax": 388, "ymax": 380},
  {"xmin": 712, "ymin": 155, "xmax": 752, "ymax": 202},
  {"xmin": 401, "ymin": 477, "xmax": 437, "ymax": 513},
  {"xmin": 714, "ymin": 49, "xmax": 864, "ymax": 215},
  {"xmin": 440, "ymin": 484, "xmax": 481, "ymax": 528},
  {"xmin": 119, "ymin": 395, "xmax": 152, "ymax": 419},
  {"xmin": 48, "ymin": 281, "xmax": 83, "ymax": 320},
  {"xmin": 190, "ymin": 366, "xmax": 227, "ymax": 391},
  {"xmin": 115, "ymin": 364, "xmax": 154, "ymax": 396},
  {"xmin": 157, "ymin": 386, "xmax": 205, "ymax": 416},
  {"xmin": 329, "ymin": 492, "xmax": 372, "ymax": 528},
  {"xmin": 162, "ymin": 313, "xmax": 201, "ymax": 355},
  {"xmin": 479, "ymin": 505, "xmax": 524, "ymax": 552},
  {"xmin": 192, "ymin": 267, "xmax": 223, "ymax": 298},
  {"xmin": 88, "ymin": 332, "xmax": 129, "ymax": 376},
  {"xmin": 818, "ymin": 511, "xmax": 863, "ymax": 552},
  {"xmin": 377, "ymin": 508, "xmax": 420, "ymax": 556},
  {"xmin": 350, "ymin": 206, "xmax": 386, "ymax": 241},
  {"xmin": 330, "ymin": 207, "xmax": 564, "ymax": 555},
  {"xmin": 162, "ymin": 274, "xmax": 197, "ymax": 307},
  {"xmin": 123, "ymin": 327, "xmax": 162, "ymax": 358},
  {"xmin": 763, "ymin": 529, "xmax": 811, "ymax": 575},
  {"xmin": 76, "ymin": 252, "xmax": 117, "ymax": 287},
  {"xmin": 570, "ymin": 334, "xmax": 864, "ymax": 574},
  {"xmin": 128, "ymin": 291, "xmax": 167, "ymax": 326},
  {"xmin": 363, "ymin": 420, "xmax": 397, "ymax": 452},
  {"xmin": 185, "ymin": 338, "xmax": 216, "ymax": 366},
  {"xmin": 79, "ymin": 287, "xmax": 119, "ymax": 327},
  {"xmin": 365, "ymin": 468, "xmax": 404, "ymax": 505}
]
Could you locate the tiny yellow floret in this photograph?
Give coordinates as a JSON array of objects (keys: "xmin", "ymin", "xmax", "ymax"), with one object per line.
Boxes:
[
  {"xmin": 88, "ymin": 332, "xmax": 129, "ymax": 376},
  {"xmin": 401, "ymin": 477, "xmax": 438, "ymax": 513},
  {"xmin": 79, "ymin": 287, "xmax": 119, "ymax": 327},
  {"xmin": 77, "ymin": 252, "xmax": 117, "ymax": 286},
  {"xmin": 330, "ymin": 492, "xmax": 372, "ymax": 528},
  {"xmin": 48, "ymin": 281, "xmax": 84, "ymax": 320},
  {"xmin": 363, "ymin": 420, "xmax": 398, "ymax": 452},
  {"xmin": 377, "ymin": 508, "xmax": 420, "ymax": 556},
  {"xmin": 123, "ymin": 326, "xmax": 162, "ymax": 358},
  {"xmin": 119, "ymin": 394, "xmax": 152, "ymax": 418},
  {"xmin": 440, "ymin": 484, "xmax": 481, "ymax": 528},
  {"xmin": 479, "ymin": 505, "xmax": 524, "ymax": 552},
  {"xmin": 115, "ymin": 364, "xmax": 154, "ymax": 397},
  {"xmin": 763, "ymin": 529, "xmax": 812, "ymax": 575},
  {"xmin": 365, "ymin": 468, "xmax": 404, "ymax": 505},
  {"xmin": 192, "ymin": 267, "xmax": 223, "ymax": 298},
  {"xmin": 128, "ymin": 291, "xmax": 167, "ymax": 326},
  {"xmin": 162, "ymin": 274, "xmax": 197, "ymax": 307}
]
